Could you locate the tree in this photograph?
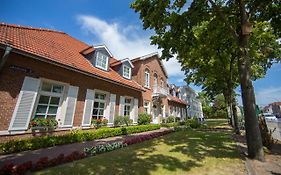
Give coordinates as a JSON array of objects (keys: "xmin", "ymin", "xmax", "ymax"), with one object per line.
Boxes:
[{"xmin": 131, "ymin": 0, "xmax": 280, "ymax": 160}]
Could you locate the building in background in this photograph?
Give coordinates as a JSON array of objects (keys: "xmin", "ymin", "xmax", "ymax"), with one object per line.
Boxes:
[
  {"xmin": 178, "ymin": 86, "xmax": 204, "ymax": 120},
  {"xmin": 263, "ymin": 102, "xmax": 281, "ymax": 117}
]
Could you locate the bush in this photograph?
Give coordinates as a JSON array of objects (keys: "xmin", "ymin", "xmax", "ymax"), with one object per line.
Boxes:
[
  {"xmin": 174, "ymin": 125, "xmax": 192, "ymax": 131},
  {"xmin": 0, "ymin": 124, "xmax": 160, "ymax": 155},
  {"xmin": 114, "ymin": 116, "xmax": 133, "ymax": 127},
  {"xmin": 138, "ymin": 113, "xmax": 151, "ymax": 125},
  {"xmin": 161, "ymin": 123, "xmax": 178, "ymax": 128},
  {"xmin": 163, "ymin": 116, "xmax": 176, "ymax": 123},
  {"xmin": 30, "ymin": 118, "xmax": 58, "ymax": 129},
  {"xmin": 185, "ymin": 119, "xmax": 201, "ymax": 128}
]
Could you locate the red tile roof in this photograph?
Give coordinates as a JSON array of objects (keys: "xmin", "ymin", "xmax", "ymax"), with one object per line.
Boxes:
[
  {"xmin": 168, "ymin": 95, "xmax": 188, "ymax": 106},
  {"xmin": 0, "ymin": 23, "xmax": 143, "ymax": 91}
]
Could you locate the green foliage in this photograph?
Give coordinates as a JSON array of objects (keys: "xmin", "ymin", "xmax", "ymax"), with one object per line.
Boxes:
[
  {"xmin": 114, "ymin": 116, "xmax": 133, "ymax": 127},
  {"xmin": 137, "ymin": 113, "xmax": 152, "ymax": 125},
  {"xmin": 0, "ymin": 124, "xmax": 160, "ymax": 154},
  {"xmin": 163, "ymin": 116, "xmax": 177, "ymax": 123},
  {"xmin": 30, "ymin": 118, "xmax": 58, "ymax": 129},
  {"xmin": 185, "ymin": 119, "xmax": 201, "ymax": 129},
  {"xmin": 160, "ymin": 123, "xmax": 178, "ymax": 128}
]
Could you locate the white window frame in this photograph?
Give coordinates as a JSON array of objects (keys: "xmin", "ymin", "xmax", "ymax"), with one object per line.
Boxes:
[
  {"xmin": 154, "ymin": 73, "xmax": 158, "ymax": 87},
  {"xmin": 124, "ymin": 97, "xmax": 132, "ymax": 116},
  {"xmin": 123, "ymin": 65, "xmax": 131, "ymax": 79},
  {"xmin": 144, "ymin": 101, "xmax": 149, "ymax": 114},
  {"xmin": 92, "ymin": 90, "xmax": 108, "ymax": 119},
  {"xmin": 144, "ymin": 69, "xmax": 150, "ymax": 88},
  {"xmin": 95, "ymin": 52, "xmax": 109, "ymax": 70},
  {"xmin": 160, "ymin": 78, "xmax": 164, "ymax": 88},
  {"xmin": 33, "ymin": 79, "xmax": 66, "ymax": 120}
]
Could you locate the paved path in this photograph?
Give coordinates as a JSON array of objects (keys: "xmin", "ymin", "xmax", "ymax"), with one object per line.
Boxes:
[
  {"xmin": 0, "ymin": 128, "xmax": 172, "ymax": 167},
  {"xmin": 266, "ymin": 119, "xmax": 281, "ymax": 141}
]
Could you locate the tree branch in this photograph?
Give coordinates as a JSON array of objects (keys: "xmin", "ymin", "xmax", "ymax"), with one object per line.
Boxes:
[{"xmin": 207, "ymin": 0, "xmax": 239, "ymax": 42}]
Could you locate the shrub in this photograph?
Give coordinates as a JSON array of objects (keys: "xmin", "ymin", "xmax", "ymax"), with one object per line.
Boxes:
[
  {"xmin": 123, "ymin": 116, "xmax": 133, "ymax": 126},
  {"xmin": 165, "ymin": 116, "xmax": 176, "ymax": 123},
  {"xmin": 185, "ymin": 119, "xmax": 201, "ymax": 128},
  {"xmin": 114, "ymin": 116, "xmax": 133, "ymax": 127},
  {"xmin": 161, "ymin": 123, "xmax": 178, "ymax": 128},
  {"xmin": 138, "ymin": 113, "xmax": 151, "ymax": 125},
  {"xmin": 0, "ymin": 124, "xmax": 160, "ymax": 154},
  {"xmin": 29, "ymin": 118, "xmax": 58, "ymax": 130},
  {"xmin": 114, "ymin": 116, "xmax": 124, "ymax": 127}
]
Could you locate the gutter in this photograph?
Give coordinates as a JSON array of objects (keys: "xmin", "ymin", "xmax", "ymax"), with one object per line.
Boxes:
[
  {"xmin": 0, "ymin": 44, "xmax": 144, "ymax": 92},
  {"xmin": 0, "ymin": 46, "xmax": 12, "ymax": 71}
]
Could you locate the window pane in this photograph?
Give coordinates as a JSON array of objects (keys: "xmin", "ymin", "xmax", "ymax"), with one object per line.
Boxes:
[
  {"xmin": 52, "ymin": 85, "xmax": 63, "ymax": 93},
  {"xmin": 94, "ymin": 102, "xmax": 99, "ymax": 108},
  {"xmin": 50, "ymin": 97, "xmax": 60, "ymax": 105},
  {"xmin": 125, "ymin": 98, "xmax": 131, "ymax": 103},
  {"xmin": 98, "ymin": 109, "xmax": 104, "ymax": 116},
  {"xmin": 46, "ymin": 115, "xmax": 56, "ymax": 119},
  {"xmin": 48, "ymin": 106, "xmax": 58, "ymax": 114},
  {"xmin": 41, "ymin": 82, "xmax": 52, "ymax": 92},
  {"xmin": 93, "ymin": 108, "xmax": 98, "ymax": 115},
  {"xmin": 34, "ymin": 115, "xmax": 45, "ymax": 118},
  {"xmin": 36, "ymin": 105, "xmax": 48, "ymax": 113},
  {"xmin": 100, "ymin": 94, "xmax": 105, "ymax": 100},
  {"xmin": 99, "ymin": 102, "xmax": 105, "ymax": 109},
  {"xmin": 38, "ymin": 95, "xmax": 50, "ymax": 104}
]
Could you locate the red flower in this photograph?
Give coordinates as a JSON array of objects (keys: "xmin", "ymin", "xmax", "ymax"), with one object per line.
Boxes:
[{"xmin": 31, "ymin": 122, "xmax": 36, "ymax": 126}]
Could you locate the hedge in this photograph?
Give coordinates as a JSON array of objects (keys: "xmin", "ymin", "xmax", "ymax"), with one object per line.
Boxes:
[{"xmin": 0, "ymin": 124, "xmax": 160, "ymax": 155}]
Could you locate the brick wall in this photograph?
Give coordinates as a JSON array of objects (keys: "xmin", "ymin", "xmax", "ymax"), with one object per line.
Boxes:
[{"xmin": 0, "ymin": 51, "xmax": 142, "ymax": 131}]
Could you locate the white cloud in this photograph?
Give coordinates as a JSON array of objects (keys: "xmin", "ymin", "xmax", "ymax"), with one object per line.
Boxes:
[
  {"xmin": 77, "ymin": 15, "xmax": 185, "ymax": 78},
  {"xmin": 255, "ymin": 87, "xmax": 281, "ymax": 106}
]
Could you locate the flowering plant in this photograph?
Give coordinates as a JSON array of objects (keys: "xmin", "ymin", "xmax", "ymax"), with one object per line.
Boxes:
[
  {"xmin": 91, "ymin": 118, "xmax": 108, "ymax": 128},
  {"xmin": 29, "ymin": 118, "xmax": 58, "ymax": 129}
]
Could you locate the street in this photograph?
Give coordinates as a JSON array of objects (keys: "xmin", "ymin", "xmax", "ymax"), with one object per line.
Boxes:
[{"xmin": 266, "ymin": 119, "xmax": 281, "ymax": 141}]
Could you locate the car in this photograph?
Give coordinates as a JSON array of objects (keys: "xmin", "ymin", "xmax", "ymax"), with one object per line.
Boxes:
[{"xmin": 262, "ymin": 113, "xmax": 278, "ymax": 121}]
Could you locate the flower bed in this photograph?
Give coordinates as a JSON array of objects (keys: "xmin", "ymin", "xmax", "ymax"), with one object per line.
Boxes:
[
  {"xmin": 124, "ymin": 129, "xmax": 173, "ymax": 145},
  {"xmin": 0, "ymin": 151, "xmax": 86, "ymax": 174},
  {"xmin": 0, "ymin": 124, "xmax": 160, "ymax": 155}
]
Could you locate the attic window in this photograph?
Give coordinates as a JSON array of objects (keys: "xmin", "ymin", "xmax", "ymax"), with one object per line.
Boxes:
[
  {"xmin": 123, "ymin": 65, "xmax": 131, "ymax": 79},
  {"xmin": 95, "ymin": 52, "xmax": 108, "ymax": 70}
]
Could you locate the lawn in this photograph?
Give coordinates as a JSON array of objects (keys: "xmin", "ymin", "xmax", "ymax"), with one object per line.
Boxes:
[
  {"xmin": 35, "ymin": 128, "xmax": 245, "ymax": 175},
  {"xmin": 205, "ymin": 119, "xmax": 231, "ymax": 129}
]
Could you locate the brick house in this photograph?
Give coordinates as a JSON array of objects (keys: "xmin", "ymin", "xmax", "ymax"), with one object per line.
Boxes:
[{"xmin": 0, "ymin": 23, "xmax": 187, "ymax": 136}]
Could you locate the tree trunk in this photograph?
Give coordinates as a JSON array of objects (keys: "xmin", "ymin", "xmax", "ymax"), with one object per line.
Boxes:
[
  {"xmin": 237, "ymin": 0, "xmax": 264, "ymax": 161},
  {"xmin": 231, "ymin": 97, "xmax": 240, "ymax": 135}
]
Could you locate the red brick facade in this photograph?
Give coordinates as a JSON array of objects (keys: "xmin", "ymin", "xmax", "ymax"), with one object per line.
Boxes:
[{"xmin": 0, "ymin": 51, "xmax": 141, "ymax": 132}]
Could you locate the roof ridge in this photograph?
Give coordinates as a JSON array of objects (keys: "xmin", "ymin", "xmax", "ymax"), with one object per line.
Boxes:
[{"xmin": 0, "ymin": 22, "xmax": 65, "ymax": 34}]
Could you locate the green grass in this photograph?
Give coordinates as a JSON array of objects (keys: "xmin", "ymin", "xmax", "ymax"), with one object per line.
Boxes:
[
  {"xmin": 35, "ymin": 129, "xmax": 245, "ymax": 175},
  {"xmin": 205, "ymin": 119, "xmax": 230, "ymax": 129}
]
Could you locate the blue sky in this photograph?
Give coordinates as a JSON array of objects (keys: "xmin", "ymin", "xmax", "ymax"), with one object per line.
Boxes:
[{"xmin": 1, "ymin": 0, "xmax": 280, "ymax": 106}]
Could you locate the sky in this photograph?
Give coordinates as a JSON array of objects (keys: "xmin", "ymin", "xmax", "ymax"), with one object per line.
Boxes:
[{"xmin": 1, "ymin": 0, "xmax": 280, "ymax": 107}]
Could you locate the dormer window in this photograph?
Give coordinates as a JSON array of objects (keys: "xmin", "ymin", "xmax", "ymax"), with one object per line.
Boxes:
[
  {"xmin": 123, "ymin": 65, "xmax": 131, "ymax": 79},
  {"xmin": 95, "ymin": 52, "xmax": 108, "ymax": 70}
]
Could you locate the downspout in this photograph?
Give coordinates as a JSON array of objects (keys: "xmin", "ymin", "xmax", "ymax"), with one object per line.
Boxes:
[{"xmin": 0, "ymin": 46, "xmax": 12, "ymax": 71}]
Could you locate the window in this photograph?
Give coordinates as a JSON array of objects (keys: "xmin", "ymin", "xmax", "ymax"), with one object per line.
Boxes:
[
  {"xmin": 144, "ymin": 69, "xmax": 150, "ymax": 88},
  {"xmin": 34, "ymin": 82, "xmax": 64, "ymax": 119},
  {"xmin": 160, "ymin": 78, "xmax": 164, "ymax": 88},
  {"xmin": 92, "ymin": 92, "xmax": 106, "ymax": 119},
  {"xmin": 144, "ymin": 102, "xmax": 149, "ymax": 114},
  {"xmin": 170, "ymin": 106, "xmax": 173, "ymax": 115},
  {"xmin": 123, "ymin": 65, "xmax": 131, "ymax": 79},
  {"xmin": 95, "ymin": 52, "xmax": 108, "ymax": 70},
  {"xmin": 124, "ymin": 98, "xmax": 132, "ymax": 116},
  {"xmin": 154, "ymin": 73, "xmax": 158, "ymax": 87}
]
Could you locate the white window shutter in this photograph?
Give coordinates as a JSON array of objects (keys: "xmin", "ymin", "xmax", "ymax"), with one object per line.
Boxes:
[
  {"xmin": 163, "ymin": 105, "xmax": 166, "ymax": 118},
  {"xmin": 62, "ymin": 86, "xmax": 79, "ymax": 127},
  {"xmin": 119, "ymin": 96, "xmax": 125, "ymax": 116},
  {"xmin": 148, "ymin": 102, "xmax": 151, "ymax": 115},
  {"xmin": 129, "ymin": 98, "xmax": 134, "ymax": 120},
  {"xmin": 133, "ymin": 98, "xmax": 139, "ymax": 123},
  {"xmin": 9, "ymin": 76, "xmax": 40, "ymax": 131},
  {"xmin": 108, "ymin": 94, "xmax": 116, "ymax": 124},
  {"xmin": 82, "ymin": 89, "xmax": 94, "ymax": 126},
  {"xmin": 103, "ymin": 93, "xmax": 111, "ymax": 121}
]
